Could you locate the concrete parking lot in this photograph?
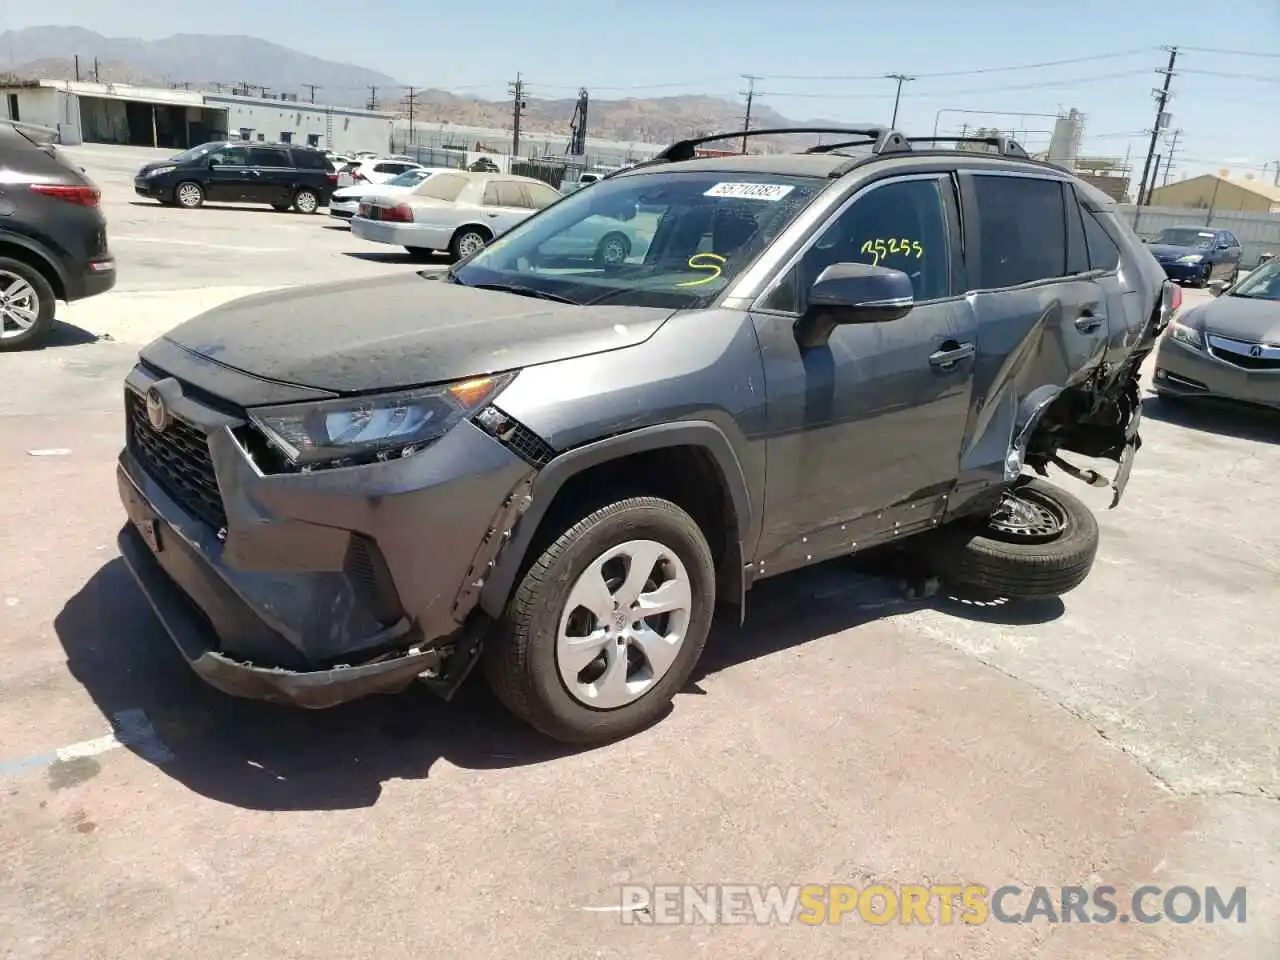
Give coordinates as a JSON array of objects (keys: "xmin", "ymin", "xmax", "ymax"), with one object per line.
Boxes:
[{"xmin": 1, "ymin": 144, "xmax": 1277, "ymax": 959}]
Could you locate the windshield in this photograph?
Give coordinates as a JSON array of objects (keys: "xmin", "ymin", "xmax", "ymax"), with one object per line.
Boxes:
[
  {"xmin": 1156, "ymin": 228, "xmax": 1216, "ymax": 248},
  {"xmin": 387, "ymin": 168, "xmax": 433, "ymax": 187},
  {"xmin": 1229, "ymin": 260, "xmax": 1280, "ymax": 301},
  {"xmin": 451, "ymin": 170, "xmax": 827, "ymax": 308},
  {"xmin": 169, "ymin": 142, "xmax": 221, "ymax": 164}
]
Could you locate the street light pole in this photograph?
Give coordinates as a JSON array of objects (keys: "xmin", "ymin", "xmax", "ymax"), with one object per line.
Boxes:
[{"xmin": 886, "ymin": 73, "xmax": 914, "ymax": 128}]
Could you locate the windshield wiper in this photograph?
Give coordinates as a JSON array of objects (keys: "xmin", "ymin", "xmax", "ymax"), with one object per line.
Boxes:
[{"xmin": 462, "ymin": 281, "xmax": 581, "ymax": 305}]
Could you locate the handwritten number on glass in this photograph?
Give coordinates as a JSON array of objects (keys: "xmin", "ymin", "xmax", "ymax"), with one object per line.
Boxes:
[{"xmin": 859, "ymin": 239, "xmax": 924, "ymax": 266}]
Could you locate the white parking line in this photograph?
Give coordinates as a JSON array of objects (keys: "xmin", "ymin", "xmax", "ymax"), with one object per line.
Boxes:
[
  {"xmin": 111, "ymin": 236, "xmax": 291, "ymax": 253},
  {"xmin": 0, "ymin": 708, "xmax": 174, "ymax": 779}
]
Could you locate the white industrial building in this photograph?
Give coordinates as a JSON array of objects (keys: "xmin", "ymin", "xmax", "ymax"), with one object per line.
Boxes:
[{"xmin": 0, "ymin": 79, "xmax": 394, "ymax": 155}]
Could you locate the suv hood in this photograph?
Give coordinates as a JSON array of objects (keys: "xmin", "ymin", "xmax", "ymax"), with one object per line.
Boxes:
[{"xmin": 158, "ymin": 272, "xmax": 676, "ymax": 393}]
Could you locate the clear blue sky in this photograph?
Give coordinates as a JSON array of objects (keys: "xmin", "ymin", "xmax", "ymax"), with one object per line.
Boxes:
[{"xmin": 9, "ymin": 0, "xmax": 1280, "ymax": 181}]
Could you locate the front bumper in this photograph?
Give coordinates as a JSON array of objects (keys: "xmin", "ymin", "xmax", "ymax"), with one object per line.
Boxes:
[
  {"xmin": 350, "ymin": 218, "xmax": 452, "ymax": 250},
  {"xmin": 134, "ymin": 177, "xmax": 168, "ymax": 200},
  {"xmin": 1153, "ymin": 336, "xmax": 1280, "ymax": 410},
  {"xmin": 115, "ymin": 364, "xmax": 537, "ymax": 707},
  {"xmin": 328, "ymin": 199, "xmax": 358, "ymax": 219},
  {"xmin": 1156, "ymin": 260, "xmax": 1211, "ymax": 283}
]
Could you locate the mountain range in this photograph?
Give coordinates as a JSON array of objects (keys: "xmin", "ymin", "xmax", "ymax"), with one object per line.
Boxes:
[{"xmin": 0, "ymin": 26, "xmax": 865, "ymax": 148}]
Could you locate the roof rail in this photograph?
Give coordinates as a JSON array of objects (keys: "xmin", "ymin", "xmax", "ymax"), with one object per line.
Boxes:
[
  {"xmin": 653, "ymin": 126, "xmax": 888, "ymax": 163},
  {"xmin": 896, "ymin": 135, "xmax": 1031, "ymax": 158}
]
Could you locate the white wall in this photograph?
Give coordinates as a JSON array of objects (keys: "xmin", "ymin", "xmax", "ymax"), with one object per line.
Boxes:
[
  {"xmin": 209, "ymin": 98, "xmax": 392, "ymax": 154},
  {"xmin": 1, "ymin": 88, "xmax": 59, "ymax": 129}
]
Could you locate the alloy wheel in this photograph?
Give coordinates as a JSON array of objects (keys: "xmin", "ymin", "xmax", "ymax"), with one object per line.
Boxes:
[
  {"xmin": 177, "ymin": 183, "xmax": 202, "ymax": 208},
  {"xmin": 295, "ymin": 190, "xmax": 318, "ymax": 213},
  {"xmin": 0, "ymin": 270, "xmax": 40, "ymax": 340},
  {"xmin": 457, "ymin": 232, "xmax": 486, "ymax": 257},
  {"xmin": 556, "ymin": 539, "xmax": 694, "ymax": 709}
]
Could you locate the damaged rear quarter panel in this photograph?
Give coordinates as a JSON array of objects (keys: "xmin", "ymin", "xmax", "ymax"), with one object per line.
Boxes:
[{"xmin": 952, "ymin": 279, "xmax": 1109, "ymax": 514}]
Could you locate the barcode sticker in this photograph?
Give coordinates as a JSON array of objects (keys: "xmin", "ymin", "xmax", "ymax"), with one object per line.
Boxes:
[{"xmin": 703, "ymin": 182, "xmax": 795, "ymax": 202}]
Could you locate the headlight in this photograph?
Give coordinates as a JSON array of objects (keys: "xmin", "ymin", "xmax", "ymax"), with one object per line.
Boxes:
[
  {"xmin": 148, "ymin": 165, "xmax": 176, "ymax": 177},
  {"xmin": 1168, "ymin": 320, "xmax": 1204, "ymax": 349},
  {"xmin": 1177, "ymin": 254, "xmax": 1203, "ymax": 264},
  {"xmin": 248, "ymin": 374, "xmax": 514, "ymax": 469}
]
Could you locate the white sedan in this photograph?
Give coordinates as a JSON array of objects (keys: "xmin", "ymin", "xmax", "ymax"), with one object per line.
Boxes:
[
  {"xmin": 329, "ymin": 167, "xmax": 450, "ymax": 222},
  {"xmin": 350, "ymin": 171, "xmax": 562, "ymax": 259}
]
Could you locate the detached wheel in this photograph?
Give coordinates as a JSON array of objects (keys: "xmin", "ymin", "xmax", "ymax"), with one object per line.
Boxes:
[
  {"xmin": 594, "ymin": 231, "xmax": 631, "ymax": 265},
  {"xmin": 0, "ymin": 258, "xmax": 57, "ymax": 351},
  {"xmin": 174, "ymin": 181, "xmax": 204, "ymax": 209},
  {"xmin": 928, "ymin": 478, "xmax": 1099, "ymax": 599},
  {"xmin": 484, "ymin": 497, "xmax": 716, "ymax": 745},
  {"xmin": 292, "ymin": 188, "xmax": 319, "ymax": 214},
  {"xmin": 449, "ymin": 226, "xmax": 490, "ymax": 260}
]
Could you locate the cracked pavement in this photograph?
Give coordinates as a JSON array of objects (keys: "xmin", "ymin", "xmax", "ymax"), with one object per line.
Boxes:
[{"xmin": 0, "ymin": 144, "xmax": 1277, "ymax": 959}]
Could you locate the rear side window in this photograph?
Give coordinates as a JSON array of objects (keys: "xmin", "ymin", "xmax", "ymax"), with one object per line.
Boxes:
[
  {"xmin": 1082, "ymin": 209, "xmax": 1121, "ymax": 272},
  {"xmin": 1064, "ymin": 188, "xmax": 1089, "ymax": 275},
  {"xmin": 291, "ymin": 150, "xmax": 329, "ymax": 170},
  {"xmin": 483, "ymin": 181, "xmax": 527, "ymax": 207},
  {"xmin": 249, "ymin": 147, "xmax": 291, "ymax": 167},
  {"xmin": 374, "ymin": 162, "xmax": 409, "ymax": 175},
  {"xmin": 416, "ymin": 173, "xmax": 468, "ymax": 202},
  {"xmin": 972, "ymin": 175, "xmax": 1067, "ymax": 288}
]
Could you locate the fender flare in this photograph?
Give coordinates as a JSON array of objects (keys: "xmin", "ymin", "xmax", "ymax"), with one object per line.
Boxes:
[
  {"xmin": 478, "ymin": 420, "xmax": 754, "ymax": 619},
  {"xmin": 0, "ymin": 230, "xmax": 69, "ymax": 299}
]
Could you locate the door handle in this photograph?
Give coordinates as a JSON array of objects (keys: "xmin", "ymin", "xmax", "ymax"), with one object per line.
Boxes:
[
  {"xmin": 929, "ymin": 341, "xmax": 975, "ymax": 368},
  {"xmin": 1075, "ymin": 312, "xmax": 1104, "ymax": 332},
  {"xmin": 485, "ymin": 212, "xmax": 500, "ymax": 218}
]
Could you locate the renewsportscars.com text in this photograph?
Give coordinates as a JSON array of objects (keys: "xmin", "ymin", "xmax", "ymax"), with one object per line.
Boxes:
[{"xmin": 618, "ymin": 884, "xmax": 1248, "ymax": 925}]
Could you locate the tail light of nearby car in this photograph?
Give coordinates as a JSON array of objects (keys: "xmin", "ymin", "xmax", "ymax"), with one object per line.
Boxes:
[
  {"xmin": 1159, "ymin": 280, "xmax": 1182, "ymax": 334},
  {"xmin": 352, "ymin": 170, "xmax": 368, "ymax": 182},
  {"xmin": 381, "ymin": 203, "xmax": 414, "ymax": 223},
  {"xmin": 327, "ymin": 173, "xmax": 338, "ymax": 185},
  {"xmin": 29, "ymin": 183, "xmax": 100, "ymax": 206}
]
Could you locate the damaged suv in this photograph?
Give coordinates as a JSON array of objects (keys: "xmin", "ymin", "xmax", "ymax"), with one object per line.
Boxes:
[{"xmin": 116, "ymin": 127, "xmax": 1174, "ymax": 744}]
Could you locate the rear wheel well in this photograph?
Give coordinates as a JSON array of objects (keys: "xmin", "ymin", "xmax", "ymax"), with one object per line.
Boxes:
[
  {"xmin": 0, "ymin": 240, "xmax": 65, "ymax": 300},
  {"xmin": 515, "ymin": 445, "xmax": 739, "ymax": 606},
  {"xmin": 453, "ymin": 223, "xmax": 493, "ymax": 242}
]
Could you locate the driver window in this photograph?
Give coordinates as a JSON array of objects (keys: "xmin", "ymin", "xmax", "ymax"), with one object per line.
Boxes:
[
  {"xmin": 208, "ymin": 146, "xmax": 249, "ymax": 166},
  {"xmin": 762, "ymin": 178, "xmax": 951, "ymax": 312}
]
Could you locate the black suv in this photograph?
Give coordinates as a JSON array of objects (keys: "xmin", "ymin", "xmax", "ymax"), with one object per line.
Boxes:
[
  {"xmin": 134, "ymin": 141, "xmax": 337, "ymax": 213},
  {"xmin": 116, "ymin": 127, "xmax": 1173, "ymax": 744},
  {"xmin": 0, "ymin": 120, "xmax": 116, "ymax": 351}
]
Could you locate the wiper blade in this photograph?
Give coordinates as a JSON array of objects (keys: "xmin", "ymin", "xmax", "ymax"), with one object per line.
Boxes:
[{"xmin": 464, "ymin": 281, "xmax": 580, "ymax": 305}]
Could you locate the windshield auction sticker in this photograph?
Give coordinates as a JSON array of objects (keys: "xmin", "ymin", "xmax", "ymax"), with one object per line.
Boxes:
[{"xmin": 703, "ymin": 182, "xmax": 795, "ymax": 201}]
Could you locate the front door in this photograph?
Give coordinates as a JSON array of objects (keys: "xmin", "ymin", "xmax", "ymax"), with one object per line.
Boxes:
[
  {"xmin": 751, "ymin": 174, "xmax": 977, "ymax": 574},
  {"xmin": 245, "ymin": 146, "xmax": 293, "ymax": 205},
  {"xmin": 204, "ymin": 145, "xmax": 252, "ymax": 202}
]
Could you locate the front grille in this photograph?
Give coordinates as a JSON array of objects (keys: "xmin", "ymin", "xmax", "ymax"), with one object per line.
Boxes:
[
  {"xmin": 126, "ymin": 389, "xmax": 228, "ymax": 532},
  {"xmin": 1210, "ymin": 347, "xmax": 1280, "ymax": 371},
  {"xmin": 1207, "ymin": 336, "xmax": 1280, "ymax": 372}
]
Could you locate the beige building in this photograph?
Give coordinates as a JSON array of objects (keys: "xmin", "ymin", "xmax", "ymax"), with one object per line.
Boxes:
[{"xmin": 1149, "ymin": 174, "xmax": 1280, "ymax": 213}]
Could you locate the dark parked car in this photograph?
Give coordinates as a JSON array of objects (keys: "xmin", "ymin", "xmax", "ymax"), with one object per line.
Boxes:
[
  {"xmin": 0, "ymin": 120, "xmax": 116, "ymax": 351},
  {"xmin": 1146, "ymin": 226, "xmax": 1242, "ymax": 287},
  {"xmin": 116, "ymin": 127, "xmax": 1173, "ymax": 744},
  {"xmin": 1154, "ymin": 257, "xmax": 1280, "ymax": 409},
  {"xmin": 133, "ymin": 141, "xmax": 337, "ymax": 213}
]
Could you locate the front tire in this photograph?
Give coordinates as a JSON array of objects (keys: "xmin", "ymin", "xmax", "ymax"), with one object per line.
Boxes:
[
  {"xmin": 927, "ymin": 478, "xmax": 1100, "ymax": 599},
  {"xmin": 0, "ymin": 257, "xmax": 57, "ymax": 352},
  {"xmin": 594, "ymin": 231, "xmax": 631, "ymax": 265},
  {"xmin": 484, "ymin": 497, "xmax": 716, "ymax": 745},
  {"xmin": 174, "ymin": 181, "xmax": 204, "ymax": 209}
]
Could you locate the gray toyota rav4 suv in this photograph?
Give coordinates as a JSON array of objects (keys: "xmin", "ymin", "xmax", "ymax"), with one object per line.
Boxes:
[{"xmin": 116, "ymin": 127, "xmax": 1175, "ymax": 744}]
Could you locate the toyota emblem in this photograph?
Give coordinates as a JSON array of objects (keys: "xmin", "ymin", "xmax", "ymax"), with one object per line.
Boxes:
[
  {"xmin": 1249, "ymin": 344, "xmax": 1264, "ymax": 358},
  {"xmin": 145, "ymin": 387, "xmax": 171, "ymax": 433}
]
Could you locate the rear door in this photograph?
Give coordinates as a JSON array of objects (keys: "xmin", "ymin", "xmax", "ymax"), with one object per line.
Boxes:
[
  {"xmin": 952, "ymin": 170, "xmax": 1110, "ymax": 505},
  {"xmin": 246, "ymin": 146, "xmax": 293, "ymax": 204},
  {"xmin": 204, "ymin": 145, "xmax": 252, "ymax": 202}
]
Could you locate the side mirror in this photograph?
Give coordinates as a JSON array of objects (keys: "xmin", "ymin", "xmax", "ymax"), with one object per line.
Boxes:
[
  {"xmin": 795, "ymin": 262, "xmax": 914, "ymax": 349},
  {"xmin": 1208, "ymin": 279, "xmax": 1228, "ymax": 297}
]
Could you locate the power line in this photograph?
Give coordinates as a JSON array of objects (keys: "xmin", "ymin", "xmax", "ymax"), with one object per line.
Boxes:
[
  {"xmin": 1178, "ymin": 46, "xmax": 1280, "ymax": 59},
  {"xmin": 759, "ymin": 69, "xmax": 1150, "ymax": 100},
  {"xmin": 763, "ymin": 47, "xmax": 1156, "ymax": 82},
  {"xmin": 740, "ymin": 74, "xmax": 761, "ymax": 153},
  {"xmin": 1177, "ymin": 68, "xmax": 1280, "ymax": 83}
]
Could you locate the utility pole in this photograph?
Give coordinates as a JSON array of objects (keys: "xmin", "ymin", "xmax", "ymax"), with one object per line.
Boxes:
[
  {"xmin": 304, "ymin": 84, "xmax": 319, "ymax": 103},
  {"xmin": 740, "ymin": 74, "xmax": 761, "ymax": 154},
  {"xmin": 367, "ymin": 86, "xmax": 379, "ymax": 111},
  {"xmin": 1148, "ymin": 154, "xmax": 1162, "ymax": 204},
  {"xmin": 1161, "ymin": 128, "xmax": 1182, "ymax": 186},
  {"xmin": 1135, "ymin": 46, "xmax": 1177, "ymax": 223},
  {"xmin": 886, "ymin": 73, "xmax": 915, "ymax": 128},
  {"xmin": 405, "ymin": 87, "xmax": 417, "ymax": 146},
  {"xmin": 508, "ymin": 73, "xmax": 526, "ymax": 157},
  {"xmin": 1274, "ymin": 160, "xmax": 1280, "ymax": 188},
  {"xmin": 74, "ymin": 55, "xmax": 80, "ymax": 82},
  {"xmin": 92, "ymin": 57, "xmax": 100, "ymax": 82}
]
